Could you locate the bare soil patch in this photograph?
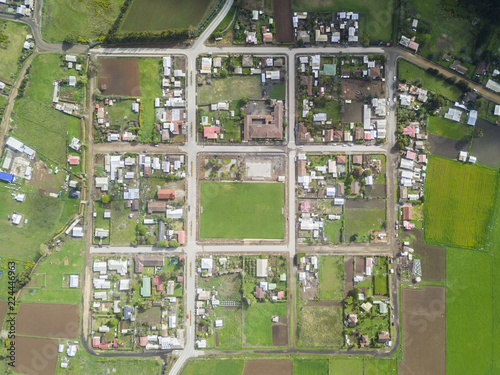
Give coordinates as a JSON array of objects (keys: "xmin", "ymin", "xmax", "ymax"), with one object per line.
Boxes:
[
  {"xmin": 274, "ymin": 0, "xmax": 293, "ymax": 43},
  {"xmin": 243, "ymin": 359, "xmax": 292, "ymax": 375},
  {"xmin": 470, "ymin": 118, "xmax": 500, "ymax": 168},
  {"xmin": 15, "ymin": 336, "xmax": 58, "ymax": 375},
  {"xmin": 428, "ymin": 134, "xmax": 468, "ymax": 159},
  {"xmin": 98, "ymin": 59, "xmax": 141, "ymax": 96},
  {"xmin": 0, "ymin": 300, "xmax": 7, "ymax": 327},
  {"xmin": 341, "ymin": 79, "xmax": 384, "ymax": 100},
  {"xmin": 344, "ymin": 257, "xmax": 354, "ymax": 298},
  {"xmin": 16, "ymin": 303, "xmax": 79, "ymax": 338},
  {"xmin": 346, "ymin": 199, "xmax": 385, "ymax": 209},
  {"xmin": 272, "ymin": 323, "xmax": 288, "ymax": 346},
  {"xmin": 365, "ymin": 184, "xmax": 386, "ymax": 198},
  {"xmin": 342, "ymin": 100, "xmax": 363, "ymax": 123},
  {"xmin": 400, "ymin": 286, "xmax": 446, "ymax": 375},
  {"xmin": 403, "ymin": 230, "xmax": 446, "ymax": 283}
]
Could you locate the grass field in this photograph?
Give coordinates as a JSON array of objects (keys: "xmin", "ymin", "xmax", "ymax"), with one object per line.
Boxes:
[
  {"xmin": 373, "ymin": 275, "xmax": 388, "ymax": 295},
  {"xmin": 324, "ymin": 219, "xmax": 342, "ymax": 243},
  {"xmin": 198, "ymin": 76, "xmax": 261, "ymax": 105},
  {"xmin": 293, "ymin": 359, "xmax": 329, "ymax": 375},
  {"xmin": 297, "ymin": 305, "xmax": 343, "ymax": 348},
  {"xmin": 291, "ymin": 0, "xmax": 394, "ymax": 41},
  {"xmin": 200, "ymin": 182, "xmax": 284, "ymax": 239},
  {"xmin": 446, "ymin": 247, "xmax": 493, "ymax": 375},
  {"xmin": 182, "ymin": 359, "xmax": 245, "ymax": 375},
  {"xmin": 20, "ymin": 240, "xmax": 84, "ymax": 305},
  {"xmin": 427, "ymin": 116, "xmax": 472, "ymax": 140},
  {"xmin": 490, "ymin": 185, "xmax": 500, "ymax": 373},
  {"xmin": 398, "ymin": 59, "xmax": 462, "ymax": 101},
  {"xmin": 424, "ymin": 156, "xmax": 498, "ymax": 248},
  {"xmin": 138, "ymin": 58, "xmax": 162, "ymax": 142},
  {"xmin": 42, "ymin": 0, "xmax": 126, "ymax": 42},
  {"xmin": 0, "ymin": 20, "xmax": 30, "ymax": 80},
  {"xmin": 121, "ymin": 0, "xmax": 211, "ymax": 31},
  {"xmin": 244, "ymin": 302, "xmax": 287, "ymax": 346},
  {"xmin": 209, "ymin": 307, "xmax": 242, "ymax": 349},
  {"xmin": 269, "ymin": 83, "xmax": 286, "ymax": 100},
  {"xmin": 318, "ymin": 256, "xmax": 343, "ymax": 300},
  {"xmin": 110, "ymin": 201, "xmax": 137, "ymax": 244},
  {"xmin": 344, "ymin": 208, "xmax": 385, "ymax": 241}
]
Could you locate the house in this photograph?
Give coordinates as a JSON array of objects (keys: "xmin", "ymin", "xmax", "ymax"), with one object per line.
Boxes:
[
  {"xmin": 378, "ymin": 331, "xmax": 391, "ymax": 343},
  {"xmin": 69, "ymin": 275, "xmax": 79, "ymax": 288},
  {"xmin": 336, "ymin": 155, "xmax": 346, "ymax": 164},
  {"xmin": 93, "ymin": 261, "xmax": 107, "ymax": 274},
  {"xmin": 341, "ymin": 69, "xmax": 350, "ymax": 78},
  {"xmin": 352, "ymin": 155, "xmax": 362, "ymax": 165},
  {"xmin": 148, "ymin": 200, "xmax": 166, "ymax": 214},
  {"xmin": 123, "ymin": 305, "xmax": 134, "ymax": 320},
  {"xmin": 458, "ymin": 151, "xmax": 468, "ymax": 162},
  {"xmin": 95, "ymin": 228, "xmax": 109, "ymax": 238},
  {"xmin": 201, "ymin": 258, "xmax": 213, "ymax": 270},
  {"xmin": 108, "ymin": 259, "xmax": 128, "ymax": 275},
  {"xmin": 177, "ymin": 230, "xmax": 185, "ymax": 245},
  {"xmin": 402, "ymin": 203, "xmax": 413, "ymax": 221},
  {"xmin": 254, "ymin": 286, "xmax": 266, "ymax": 299},
  {"xmin": 68, "ymin": 76, "xmax": 76, "ymax": 87},
  {"xmin": 243, "ymin": 101, "xmax": 283, "ymax": 142},
  {"xmin": 402, "ymin": 124, "xmax": 416, "ymax": 138},
  {"xmin": 119, "ymin": 279, "xmax": 130, "ymax": 291},
  {"xmin": 263, "ymin": 33, "xmax": 273, "ymax": 43},
  {"xmin": 167, "ymin": 208, "xmax": 183, "ymax": 219},
  {"xmin": 256, "ymin": 259, "xmax": 268, "ymax": 277},
  {"xmin": 467, "ymin": 110, "xmax": 477, "ymax": 126},
  {"xmin": 134, "ymin": 255, "xmax": 164, "ymax": 273},
  {"xmin": 140, "ymin": 277, "xmax": 151, "ymax": 297},
  {"xmin": 450, "ymin": 60, "xmax": 468, "ymax": 75},
  {"xmin": 152, "ymin": 275, "xmax": 163, "ymax": 292},
  {"xmin": 359, "ymin": 335, "xmax": 370, "ymax": 348},
  {"xmin": 348, "ymin": 314, "xmax": 357, "ymax": 327},
  {"xmin": 204, "ymin": 126, "xmax": 220, "ymax": 139},
  {"xmin": 351, "ymin": 181, "xmax": 360, "ymax": 195},
  {"xmin": 68, "ymin": 155, "xmax": 80, "ymax": 165},
  {"xmin": 72, "ymin": 227, "xmax": 83, "ymax": 238},
  {"xmin": 158, "ymin": 189, "xmax": 175, "ymax": 200}
]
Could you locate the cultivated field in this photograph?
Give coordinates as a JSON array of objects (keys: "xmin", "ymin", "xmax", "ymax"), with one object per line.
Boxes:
[
  {"xmin": 121, "ymin": 0, "xmax": 211, "ymax": 31},
  {"xmin": 427, "ymin": 116, "xmax": 472, "ymax": 141},
  {"xmin": 446, "ymin": 247, "xmax": 493, "ymax": 375},
  {"xmin": 400, "ymin": 286, "xmax": 446, "ymax": 375},
  {"xmin": 274, "ymin": 0, "xmax": 293, "ymax": 43},
  {"xmin": 16, "ymin": 303, "xmax": 79, "ymax": 338},
  {"xmin": 293, "ymin": 359, "xmax": 328, "ymax": 375},
  {"xmin": 424, "ymin": 156, "xmax": 498, "ymax": 248},
  {"xmin": 98, "ymin": 58, "xmax": 141, "ymax": 96},
  {"xmin": 138, "ymin": 58, "xmax": 163, "ymax": 142},
  {"xmin": 17, "ymin": 336, "xmax": 58, "ymax": 375},
  {"xmin": 0, "ymin": 20, "xmax": 30, "ymax": 79},
  {"xmin": 297, "ymin": 305, "xmax": 343, "ymax": 348},
  {"xmin": 182, "ymin": 359, "xmax": 245, "ymax": 375},
  {"xmin": 318, "ymin": 256, "xmax": 343, "ymax": 300},
  {"xmin": 243, "ymin": 360, "xmax": 292, "ymax": 375},
  {"xmin": 200, "ymin": 182, "xmax": 285, "ymax": 239},
  {"xmin": 42, "ymin": 0, "xmax": 126, "ymax": 42},
  {"xmin": 198, "ymin": 76, "xmax": 261, "ymax": 105},
  {"xmin": 244, "ymin": 302, "xmax": 287, "ymax": 347}
]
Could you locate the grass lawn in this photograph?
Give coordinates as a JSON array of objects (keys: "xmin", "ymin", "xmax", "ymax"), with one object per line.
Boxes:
[
  {"xmin": 364, "ymin": 358, "xmax": 398, "ymax": 374},
  {"xmin": 55, "ymin": 349, "xmax": 162, "ymax": 374},
  {"xmin": 398, "ymin": 59, "xmax": 462, "ymax": 101},
  {"xmin": 293, "ymin": 359, "xmax": 329, "ymax": 375},
  {"xmin": 42, "ymin": 0, "xmax": 126, "ymax": 42},
  {"xmin": 93, "ymin": 201, "xmax": 111, "ymax": 245},
  {"xmin": 324, "ymin": 219, "xmax": 342, "ymax": 243},
  {"xmin": 243, "ymin": 302, "xmax": 287, "ymax": 346},
  {"xmin": 11, "ymin": 99, "xmax": 80, "ymax": 166},
  {"xmin": 198, "ymin": 75, "xmax": 261, "ymax": 105},
  {"xmin": 106, "ymin": 100, "xmax": 139, "ymax": 128},
  {"xmin": 182, "ymin": 359, "xmax": 245, "ymax": 375},
  {"xmin": 446, "ymin": 247, "xmax": 493, "ymax": 375},
  {"xmin": 0, "ymin": 20, "xmax": 30, "ymax": 80},
  {"xmin": 110, "ymin": 201, "xmax": 136, "ymax": 244},
  {"xmin": 269, "ymin": 83, "xmax": 286, "ymax": 100},
  {"xmin": 318, "ymin": 256, "xmax": 343, "ymax": 300},
  {"xmin": 427, "ymin": 116, "xmax": 472, "ymax": 140},
  {"xmin": 373, "ymin": 275, "xmax": 388, "ymax": 295},
  {"xmin": 424, "ymin": 156, "xmax": 498, "ymax": 249},
  {"xmin": 121, "ymin": 0, "xmax": 211, "ymax": 31},
  {"xmin": 313, "ymin": 99, "xmax": 342, "ymax": 122},
  {"xmin": 344, "ymin": 208, "xmax": 385, "ymax": 241},
  {"xmin": 138, "ymin": 58, "xmax": 162, "ymax": 142},
  {"xmin": 209, "ymin": 307, "xmax": 242, "ymax": 349},
  {"xmin": 20, "ymin": 240, "xmax": 84, "ymax": 305},
  {"xmin": 297, "ymin": 305, "xmax": 343, "ymax": 348},
  {"xmin": 291, "ymin": 0, "xmax": 394, "ymax": 41},
  {"xmin": 200, "ymin": 182, "xmax": 284, "ymax": 239},
  {"xmin": 329, "ymin": 358, "xmax": 363, "ymax": 374}
]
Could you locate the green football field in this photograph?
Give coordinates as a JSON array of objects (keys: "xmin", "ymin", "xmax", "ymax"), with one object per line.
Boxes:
[{"xmin": 200, "ymin": 182, "xmax": 284, "ymax": 239}]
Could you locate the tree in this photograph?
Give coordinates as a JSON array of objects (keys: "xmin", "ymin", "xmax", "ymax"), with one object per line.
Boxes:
[
  {"xmin": 156, "ymin": 240, "xmax": 169, "ymax": 247},
  {"xmin": 109, "ymin": 318, "xmax": 119, "ymax": 327},
  {"xmin": 350, "ymin": 233, "xmax": 359, "ymax": 242},
  {"xmin": 169, "ymin": 240, "xmax": 180, "ymax": 248},
  {"xmin": 101, "ymin": 194, "xmax": 110, "ymax": 204},
  {"xmin": 219, "ymin": 69, "xmax": 228, "ymax": 78}
]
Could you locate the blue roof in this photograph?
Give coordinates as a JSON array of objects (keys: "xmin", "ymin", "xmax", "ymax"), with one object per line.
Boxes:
[{"xmin": 0, "ymin": 172, "xmax": 14, "ymax": 184}]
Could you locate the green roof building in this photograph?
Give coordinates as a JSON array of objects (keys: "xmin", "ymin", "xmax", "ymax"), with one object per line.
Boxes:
[
  {"xmin": 320, "ymin": 63, "xmax": 337, "ymax": 76},
  {"xmin": 141, "ymin": 277, "xmax": 151, "ymax": 298}
]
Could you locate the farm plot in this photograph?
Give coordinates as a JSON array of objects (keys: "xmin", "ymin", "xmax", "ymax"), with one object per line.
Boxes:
[
  {"xmin": 98, "ymin": 58, "xmax": 141, "ymax": 96},
  {"xmin": 296, "ymin": 305, "xmax": 343, "ymax": 348},
  {"xmin": 210, "ymin": 307, "xmax": 242, "ymax": 349},
  {"xmin": 243, "ymin": 302, "xmax": 287, "ymax": 347},
  {"xmin": 198, "ymin": 75, "xmax": 261, "ymax": 105},
  {"xmin": 399, "ymin": 286, "xmax": 446, "ymax": 375},
  {"xmin": 182, "ymin": 359, "xmax": 245, "ymax": 375},
  {"xmin": 318, "ymin": 256, "xmax": 343, "ymax": 300},
  {"xmin": 0, "ymin": 20, "xmax": 30, "ymax": 79},
  {"xmin": 446, "ymin": 248, "xmax": 493, "ymax": 375},
  {"xmin": 16, "ymin": 303, "xmax": 79, "ymax": 338},
  {"xmin": 424, "ymin": 156, "xmax": 498, "ymax": 248},
  {"xmin": 274, "ymin": 0, "xmax": 293, "ymax": 43},
  {"xmin": 470, "ymin": 118, "xmax": 500, "ymax": 168},
  {"xmin": 200, "ymin": 182, "xmax": 285, "ymax": 239},
  {"xmin": 121, "ymin": 0, "xmax": 211, "ymax": 31},
  {"xmin": 243, "ymin": 360, "xmax": 292, "ymax": 375},
  {"xmin": 293, "ymin": 359, "xmax": 329, "ymax": 375},
  {"xmin": 16, "ymin": 336, "xmax": 58, "ymax": 375},
  {"xmin": 427, "ymin": 116, "xmax": 472, "ymax": 141}
]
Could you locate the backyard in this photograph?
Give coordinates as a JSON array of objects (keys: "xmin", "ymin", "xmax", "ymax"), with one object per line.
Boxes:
[
  {"xmin": 198, "ymin": 75, "xmax": 261, "ymax": 105},
  {"xmin": 199, "ymin": 182, "xmax": 284, "ymax": 239},
  {"xmin": 0, "ymin": 20, "xmax": 30, "ymax": 79},
  {"xmin": 344, "ymin": 208, "xmax": 386, "ymax": 242},
  {"xmin": 138, "ymin": 58, "xmax": 163, "ymax": 142},
  {"xmin": 318, "ymin": 256, "xmax": 343, "ymax": 300},
  {"xmin": 243, "ymin": 302, "xmax": 287, "ymax": 347}
]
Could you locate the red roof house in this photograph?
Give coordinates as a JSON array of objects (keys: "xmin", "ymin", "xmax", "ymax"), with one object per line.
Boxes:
[
  {"xmin": 204, "ymin": 126, "xmax": 220, "ymax": 139},
  {"xmin": 92, "ymin": 337, "xmax": 100, "ymax": 348},
  {"xmin": 68, "ymin": 155, "xmax": 80, "ymax": 165},
  {"xmin": 140, "ymin": 337, "xmax": 148, "ymax": 346},
  {"xmin": 300, "ymin": 201, "xmax": 310, "ymax": 213},
  {"xmin": 157, "ymin": 189, "xmax": 175, "ymax": 200},
  {"xmin": 177, "ymin": 230, "xmax": 185, "ymax": 245}
]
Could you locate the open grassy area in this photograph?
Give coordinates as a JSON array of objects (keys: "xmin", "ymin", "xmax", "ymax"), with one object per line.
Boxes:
[
  {"xmin": 398, "ymin": 59, "xmax": 462, "ymax": 101},
  {"xmin": 324, "ymin": 218, "xmax": 342, "ymax": 243},
  {"xmin": 329, "ymin": 358, "xmax": 363, "ymax": 374},
  {"xmin": 138, "ymin": 58, "xmax": 162, "ymax": 142},
  {"xmin": 42, "ymin": 0, "xmax": 126, "ymax": 42},
  {"xmin": 297, "ymin": 305, "xmax": 343, "ymax": 348},
  {"xmin": 446, "ymin": 247, "xmax": 493, "ymax": 375},
  {"xmin": 0, "ymin": 20, "xmax": 30, "ymax": 80},
  {"xmin": 427, "ymin": 116, "xmax": 472, "ymax": 140},
  {"xmin": 182, "ymin": 359, "xmax": 245, "ymax": 375},
  {"xmin": 424, "ymin": 156, "xmax": 498, "ymax": 249},
  {"xmin": 121, "ymin": 0, "xmax": 211, "ymax": 31},
  {"xmin": 318, "ymin": 256, "xmax": 343, "ymax": 300},
  {"xmin": 200, "ymin": 182, "xmax": 284, "ymax": 239},
  {"xmin": 269, "ymin": 83, "xmax": 286, "ymax": 100},
  {"xmin": 291, "ymin": 0, "xmax": 394, "ymax": 41},
  {"xmin": 20, "ymin": 240, "xmax": 84, "ymax": 305},
  {"xmin": 209, "ymin": 307, "xmax": 242, "ymax": 349},
  {"xmin": 198, "ymin": 75, "xmax": 261, "ymax": 105},
  {"xmin": 344, "ymin": 208, "xmax": 385, "ymax": 241},
  {"xmin": 110, "ymin": 201, "xmax": 136, "ymax": 244},
  {"xmin": 243, "ymin": 302, "xmax": 287, "ymax": 347},
  {"xmin": 293, "ymin": 359, "xmax": 329, "ymax": 375}
]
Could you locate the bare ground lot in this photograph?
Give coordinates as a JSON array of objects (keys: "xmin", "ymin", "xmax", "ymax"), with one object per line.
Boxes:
[
  {"xmin": 470, "ymin": 118, "xmax": 500, "ymax": 168},
  {"xmin": 428, "ymin": 134, "xmax": 468, "ymax": 159},
  {"xmin": 403, "ymin": 230, "xmax": 446, "ymax": 283},
  {"xmin": 274, "ymin": 0, "xmax": 293, "ymax": 43},
  {"xmin": 98, "ymin": 59, "xmax": 141, "ymax": 96},
  {"xmin": 243, "ymin": 359, "xmax": 292, "ymax": 375},
  {"xmin": 344, "ymin": 257, "xmax": 354, "ymax": 298},
  {"xmin": 341, "ymin": 79, "xmax": 384, "ymax": 100},
  {"xmin": 342, "ymin": 100, "xmax": 363, "ymax": 123},
  {"xmin": 272, "ymin": 322, "xmax": 288, "ymax": 346},
  {"xmin": 400, "ymin": 286, "xmax": 446, "ymax": 375},
  {"xmin": 346, "ymin": 199, "xmax": 385, "ymax": 209},
  {"xmin": 16, "ymin": 303, "xmax": 79, "ymax": 338},
  {"xmin": 365, "ymin": 184, "xmax": 386, "ymax": 198},
  {"xmin": 15, "ymin": 336, "xmax": 58, "ymax": 375}
]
